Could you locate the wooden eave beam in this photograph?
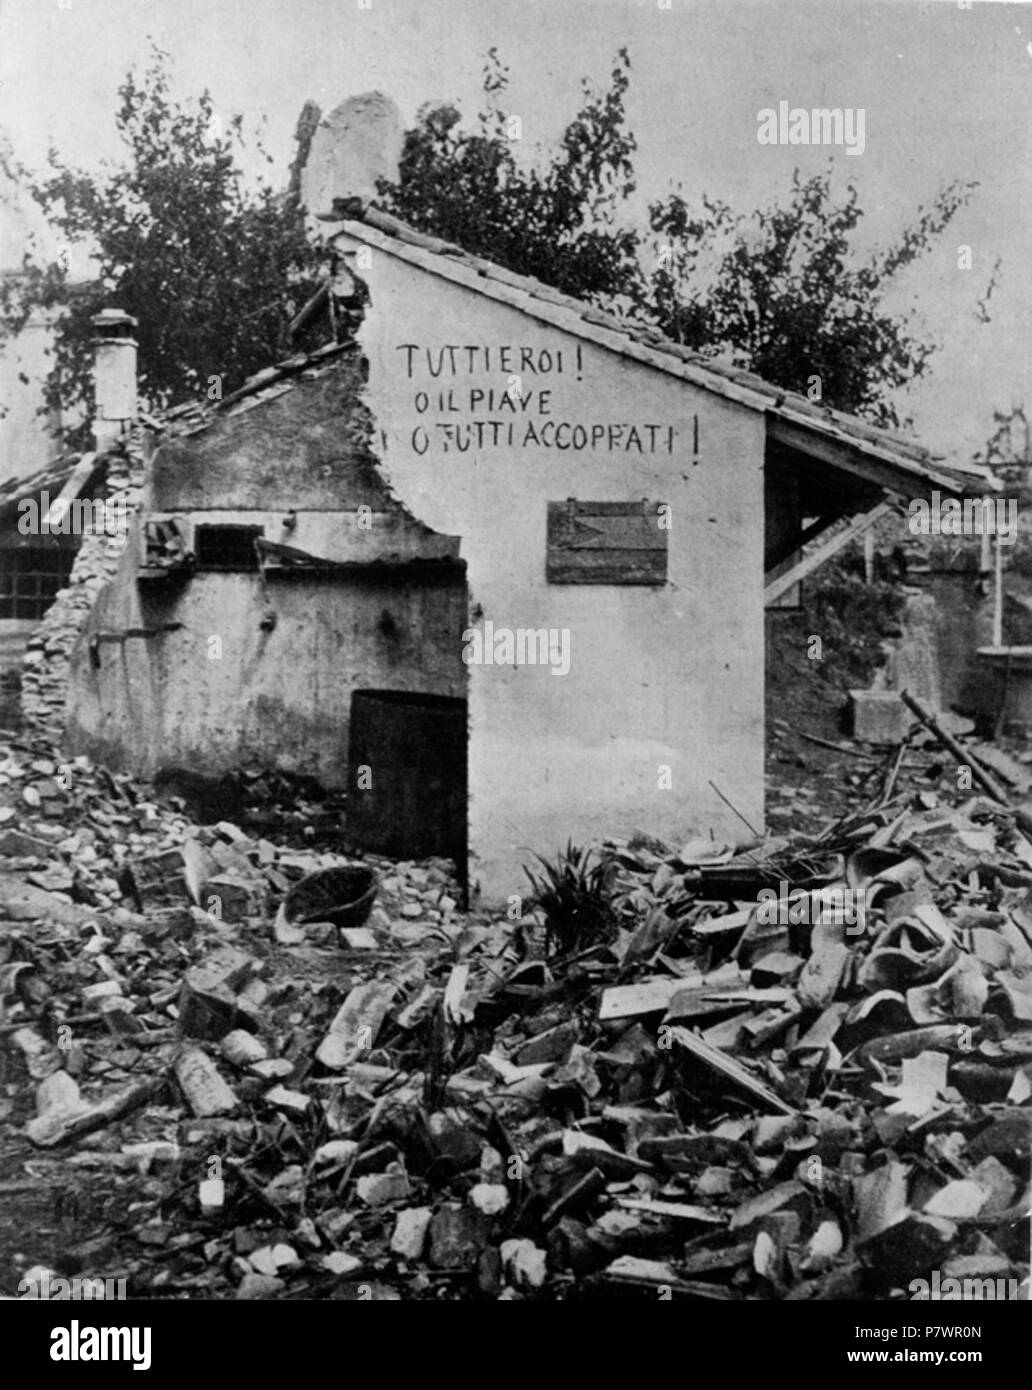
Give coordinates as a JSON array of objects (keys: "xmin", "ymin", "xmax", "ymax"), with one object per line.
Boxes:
[{"xmin": 768, "ymin": 416, "xmax": 947, "ymax": 499}]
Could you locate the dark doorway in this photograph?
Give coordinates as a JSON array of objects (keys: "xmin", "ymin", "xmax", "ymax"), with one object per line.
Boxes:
[{"xmin": 347, "ymin": 688, "xmax": 468, "ymax": 886}]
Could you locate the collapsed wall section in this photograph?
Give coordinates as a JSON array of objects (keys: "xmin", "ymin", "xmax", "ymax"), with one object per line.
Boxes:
[
  {"xmin": 61, "ymin": 353, "xmax": 467, "ymax": 786},
  {"xmin": 21, "ymin": 431, "xmax": 144, "ymax": 741}
]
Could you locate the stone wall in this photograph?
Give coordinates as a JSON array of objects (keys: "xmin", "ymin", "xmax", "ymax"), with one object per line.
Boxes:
[{"xmin": 21, "ymin": 429, "xmax": 144, "ymax": 742}]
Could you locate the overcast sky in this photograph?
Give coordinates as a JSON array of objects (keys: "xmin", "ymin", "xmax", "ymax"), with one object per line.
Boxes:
[{"xmin": 0, "ymin": 0, "xmax": 1029, "ymax": 459}]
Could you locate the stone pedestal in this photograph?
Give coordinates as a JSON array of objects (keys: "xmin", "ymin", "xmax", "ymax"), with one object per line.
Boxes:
[{"xmin": 976, "ymin": 647, "xmax": 1032, "ymax": 735}]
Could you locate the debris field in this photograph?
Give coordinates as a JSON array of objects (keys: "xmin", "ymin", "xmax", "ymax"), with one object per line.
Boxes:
[{"xmin": 0, "ymin": 715, "xmax": 1029, "ymax": 1301}]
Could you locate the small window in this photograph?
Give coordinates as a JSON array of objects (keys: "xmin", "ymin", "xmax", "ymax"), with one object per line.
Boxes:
[
  {"xmin": 194, "ymin": 525, "xmax": 263, "ymax": 571},
  {"xmin": 0, "ymin": 546, "xmax": 77, "ymax": 620}
]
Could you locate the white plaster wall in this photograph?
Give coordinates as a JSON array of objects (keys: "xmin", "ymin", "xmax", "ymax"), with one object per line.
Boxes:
[
  {"xmin": 0, "ymin": 313, "xmax": 62, "ymax": 483},
  {"xmin": 67, "ymin": 506, "xmax": 466, "ymax": 783},
  {"xmin": 342, "ymin": 239, "xmax": 767, "ymax": 905}
]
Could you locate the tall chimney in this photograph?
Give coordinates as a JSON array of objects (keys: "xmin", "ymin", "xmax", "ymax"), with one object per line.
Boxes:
[{"xmin": 91, "ymin": 308, "xmax": 137, "ymax": 452}]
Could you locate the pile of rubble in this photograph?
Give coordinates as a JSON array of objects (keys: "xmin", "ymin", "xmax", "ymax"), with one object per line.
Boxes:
[{"xmin": 0, "ymin": 721, "xmax": 1029, "ymax": 1301}]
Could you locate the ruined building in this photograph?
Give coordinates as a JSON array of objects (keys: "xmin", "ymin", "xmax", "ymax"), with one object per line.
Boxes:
[{"xmin": 38, "ymin": 95, "xmax": 985, "ymax": 905}]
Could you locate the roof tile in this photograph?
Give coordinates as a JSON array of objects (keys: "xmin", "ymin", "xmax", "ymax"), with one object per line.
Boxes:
[{"xmin": 339, "ymin": 207, "xmax": 975, "ymax": 492}]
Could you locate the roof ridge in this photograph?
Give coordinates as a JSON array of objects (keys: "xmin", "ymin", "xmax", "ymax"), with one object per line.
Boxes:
[{"xmin": 337, "ymin": 202, "xmax": 971, "ymax": 491}]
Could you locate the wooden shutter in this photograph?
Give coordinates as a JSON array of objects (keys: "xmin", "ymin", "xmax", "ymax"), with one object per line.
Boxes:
[{"xmin": 546, "ymin": 500, "xmax": 668, "ymax": 585}]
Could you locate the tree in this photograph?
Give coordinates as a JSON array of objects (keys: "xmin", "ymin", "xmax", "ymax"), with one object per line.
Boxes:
[
  {"xmin": 644, "ymin": 168, "xmax": 975, "ymax": 428},
  {"xmin": 0, "ymin": 46, "xmax": 323, "ymax": 447},
  {"xmin": 6, "ymin": 44, "xmax": 986, "ymax": 446},
  {"xmin": 382, "ymin": 54, "xmax": 981, "ymax": 429},
  {"xmin": 378, "ymin": 48, "xmax": 642, "ymax": 310}
]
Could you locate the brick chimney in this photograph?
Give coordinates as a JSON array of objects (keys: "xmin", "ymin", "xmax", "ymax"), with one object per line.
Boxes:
[{"xmin": 91, "ymin": 308, "xmax": 137, "ymax": 451}]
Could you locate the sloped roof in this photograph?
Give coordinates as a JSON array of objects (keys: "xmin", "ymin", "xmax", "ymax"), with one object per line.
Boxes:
[
  {"xmin": 332, "ymin": 205, "xmax": 989, "ymax": 498},
  {"xmin": 0, "ymin": 452, "xmax": 84, "ymax": 510},
  {"xmin": 148, "ymin": 203, "xmax": 992, "ymax": 501},
  {"xmin": 145, "ymin": 340, "xmax": 356, "ymax": 443}
]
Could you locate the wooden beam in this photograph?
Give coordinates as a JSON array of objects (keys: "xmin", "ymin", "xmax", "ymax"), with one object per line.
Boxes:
[
  {"xmin": 768, "ymin": 416, "xmax": 948, "ymax": 497},
  {"xmin": 765, "ymin": 508, "xmax": 851, "ymax": 576},
  {"xmin": 42, "ymin": 452, "xmax": 98, "ymax": 531},
  {"xmin": 764, "ymin": 501, "xmax": 895, "ymax": 606},
  {"xmin": 288, "ymin": 282, "xmax": 329, "ymax": 341},
  {"xmin": 797, "ymin": 511, "xmax": 844, "ymax": 549},
  {"xmin": 763, "ymin": 511, "xmax": 857, "ymax": 593}
]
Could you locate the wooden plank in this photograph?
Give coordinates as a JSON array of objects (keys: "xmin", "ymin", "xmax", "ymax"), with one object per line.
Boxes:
[
  {"xmin": 26, "ymin": 1075, "xmax": 163, "ymax": 1147},
  {"xmin": 615, "ymin": 1198, "xmax": 725, "ymax": 1224},
  {"xmin": 599, "ymin": 978, "xmax": 686, "ymax": 1020},
  {"xmin": 601, "ymin": 1255, "xmax": 740, "ymax": 1298},
  {"xmin": 548, "ymin": 554, "xmax": 666, "ymax": 584},
  {"xmin": 668, "ymin": 1025, "xmax": 797, "ymax": 1114},
  {"xmin": 691, "ymin": 907, "xmax": 752, "ymax": 938},
  {"xmin": 546, "ymin": 500, "xmax": 667, "ymax": 585},
  {"xmin": 764, "ymin": 502, "xmax": 894, "ymax": 606},
  {"xmin": 42, "ymin": 452, "xmax": 98, "ymax": 530}
]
